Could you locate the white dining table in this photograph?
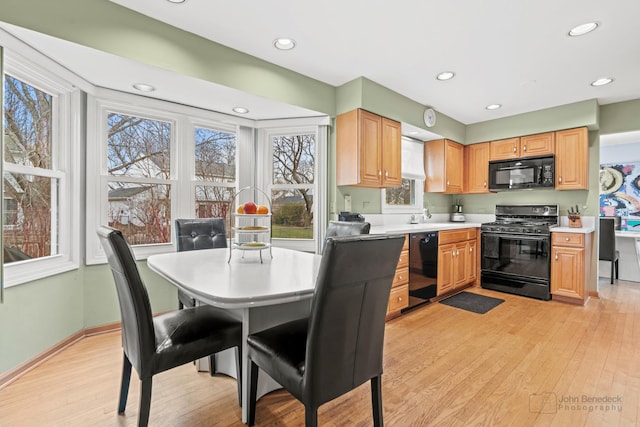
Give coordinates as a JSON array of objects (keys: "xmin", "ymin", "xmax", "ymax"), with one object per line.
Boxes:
[{"xmin": 147, "ymin": 247, "xmax": 322, "ymax": 423}]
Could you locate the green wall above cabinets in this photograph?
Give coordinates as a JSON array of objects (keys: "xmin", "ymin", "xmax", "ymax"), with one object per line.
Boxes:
[{"xmin": 465, "ymin": 99, "xmax": 599, "ymax": 144}]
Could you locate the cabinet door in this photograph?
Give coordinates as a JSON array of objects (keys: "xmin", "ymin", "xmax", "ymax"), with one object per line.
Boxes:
[
  {"xmin": 381, "ymin": 117, "xmax": 402, "ymax": 187},
  {"xmin": 437, "ymin": 244, "xmax": 455, "ymax": 295},
  {"xmin": 359, "ymin": 110, "xmax": 383, "ymax": 186},
  {"xmin": 551, "ymin": 246, "xmax": 584, "ymax": 299},
  {"xmin": 453, "ymin": 242, "xmax": 468, "ymax": 289},
  {"xmin": 489, "ymin": 137, "xmax": 520, "ymax": 160},
  {"xmin": 464, "ymin": 142, "xmax": 490, "ymax": 193},
  {"xmin": 556, "ymin": 127, "xmax": 588, "ymax": 190},
  {"xmin": 520, "ymin": 132, "xmax": 555, "ymax": 158},
  {"xmin": 465, "ymin": 239, "xmax": 477, "ymax": 284},
  {"xmin": 445, "ymin": 141, "xmax": 464, "ymax": 193}
]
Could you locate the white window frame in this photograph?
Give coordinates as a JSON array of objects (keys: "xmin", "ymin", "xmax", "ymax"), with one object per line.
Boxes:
[
  {"xmin": 86, "ymin": 89, "xmax": 249, "ymax": 264},
  {"xmin": 2, "ymin": 48, "xmax": 81, "ymax": 287},
  {"xmin": 257, "ymin": 121, "xmax": 328, "ymax": 253},
  {"xmin": 186, "ymin": 118, "xmax": 239, "ymax": 219},
  {"xmin": 381, "ymin": 137, "xmax": 425, "ymax": 214}
]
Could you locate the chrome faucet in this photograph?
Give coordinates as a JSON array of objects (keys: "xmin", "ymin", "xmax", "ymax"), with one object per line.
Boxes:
[{"xmin": 421, "ymin": 208, "xmax": 432, "ymax": 222}]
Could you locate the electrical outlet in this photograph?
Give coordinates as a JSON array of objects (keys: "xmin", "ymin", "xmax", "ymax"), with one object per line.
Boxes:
[{"xmin": 344, "ymin": 195, "xmax": 351, "ymax": 211}]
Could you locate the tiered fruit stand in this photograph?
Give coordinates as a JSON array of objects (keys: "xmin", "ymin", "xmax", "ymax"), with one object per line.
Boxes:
[{"xmin": 228, "ymin": 187, "xmax": 272, "ymax": 263}]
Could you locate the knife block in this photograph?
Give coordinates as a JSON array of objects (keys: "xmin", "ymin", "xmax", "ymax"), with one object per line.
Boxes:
[{"xmin": 568, "ymin": 214, "xmax": 582, "ymax": 228}]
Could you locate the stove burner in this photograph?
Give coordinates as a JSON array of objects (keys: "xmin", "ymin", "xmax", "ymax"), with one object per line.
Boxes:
[{"xmin": 482, "ymin": 204, "xmax": 559, "ymax": 235}]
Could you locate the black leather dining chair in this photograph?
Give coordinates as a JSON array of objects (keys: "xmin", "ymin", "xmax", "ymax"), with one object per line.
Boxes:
[
  {"xmin": 97, "ymin": 226, "xmax": 242, "ymax": 427},
  {"xmin": 175, "ymin": 218, "xmax": 227, "ymax": 309},
  {"xmin": 246, "ymin": 233, "xmax": 405, "ymax": 427},
  {"xmin": 323, "ymin": 220, "xmax": 371, "ymax": 252},
  {"xmin": 599, "ymin": 217, "xmax": 620, "ymax": 284}
]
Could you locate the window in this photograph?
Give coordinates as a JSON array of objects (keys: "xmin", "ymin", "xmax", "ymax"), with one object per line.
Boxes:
[
  {"xmin": 193, "ymin": 125, "xmax": 236, "ymax": 224},
  {"xmin": 106, "ymin": 112, "xmax": 172, "ymax": 245},
  {"xmin": 86, "ymin": 90, "xmax": 242, "ymax": 263},
  {"xmin": 258, "ymin": 123, "xmax": 327, "ymax": 253},
  {"xmin": 2, "ymin": 49, "xmax": 79, "ymax": 286},
  {"xmin": 382, "ymin": 137, "xmax": 425, "ymax": 213}
]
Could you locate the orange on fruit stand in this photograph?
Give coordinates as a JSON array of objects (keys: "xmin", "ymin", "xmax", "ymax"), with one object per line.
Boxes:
[
  {"xmin": 237, "ymin": 205, "xmax": 244, "ymax": 214},
  {"xmin": 257, "ymin": 205, "xmax": 269, "ymax": 214}
]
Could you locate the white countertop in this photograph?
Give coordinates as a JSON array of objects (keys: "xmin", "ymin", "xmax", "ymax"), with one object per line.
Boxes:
[
  {"xmin": 552, "ymin": 226, "xmax": 595, "ymax": 234},
  {"xmin": 370, "ymin": 222, "xmax": 482, "ymax": 234}
]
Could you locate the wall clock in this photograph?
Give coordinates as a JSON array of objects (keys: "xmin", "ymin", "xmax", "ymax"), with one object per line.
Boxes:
[{"xmin": 424, "ymin": 108, "xmax": 436, "ymax": 128}]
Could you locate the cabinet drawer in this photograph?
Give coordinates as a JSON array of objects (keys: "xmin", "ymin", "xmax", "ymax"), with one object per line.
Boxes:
[
  {"xmin": 439, "ymin": 228, "xmax": 477, "ymax": 245},
  {"xmin": 387, "ymin": 284, "xmax": 408, "ymax": 314},
  {"xmin": 397, "ymin": 250, "xmax": 409, "ymax": 269},
  {"xmin": 393, "ymin": 267, "xmax": 409, "ymax": 288},
  {"xmin": 552, "ymin": 232, "xmax": 584, "ymax": 248}
]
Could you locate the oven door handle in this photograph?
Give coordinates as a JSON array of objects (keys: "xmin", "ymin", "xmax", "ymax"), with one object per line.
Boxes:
[{"xmin": 483, "ymin": 233, "xmax": 549, "ymax": 241}]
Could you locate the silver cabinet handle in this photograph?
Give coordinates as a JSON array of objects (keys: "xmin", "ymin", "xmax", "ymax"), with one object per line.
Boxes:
[
  {"xmin": 558, "ymin": 176, "xmax": 563, "ymax": 183},
  {"xmin": 378, "ymin": 170, "xmax": 382, "ymax": 177},
  {"xmin": 385, "ymin": 170, "xmax": 389, "ymax": 178},
  {"xmin": 513, "ymin": 146, "xmax": 517, "ymax": 152},
  {"xmin": 555, "ymin": 251, "xmax": 558, "ymax": 260},
  {"xmin": 523, "ymin": 144, "xmax": 527, "ymax": 152},
  {"xmin": 565, "ymin": 237, "xmax": 570, "ymax": 241},
  {"xmin": 483, "ymin": 180, "xmax": 487, "ymax": 187}
]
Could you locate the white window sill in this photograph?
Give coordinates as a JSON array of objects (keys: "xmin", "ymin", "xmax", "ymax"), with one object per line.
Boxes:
[{"xmin": 2, "ymin": 257, "xmax": 79, "ymax": 288}]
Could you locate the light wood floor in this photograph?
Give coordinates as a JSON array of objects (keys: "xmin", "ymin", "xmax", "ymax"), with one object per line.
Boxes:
[{"xmin": 1, "ymin": 278, "xmax": 639, "ymax": 426}]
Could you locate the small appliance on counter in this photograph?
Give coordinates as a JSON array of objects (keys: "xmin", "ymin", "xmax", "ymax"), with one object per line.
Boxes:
[
  {"xmin": 338, "ymin": 211, "xmax": 365, "ymax": 222},
  {"xmin": 450, "ymin": 200, "xmax": 465, "ymax": 222}
]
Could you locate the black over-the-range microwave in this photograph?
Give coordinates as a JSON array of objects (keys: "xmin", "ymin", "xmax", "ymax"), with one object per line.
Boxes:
[{"xmin": 488, "ymin": 155, "xmax": 555, "ymax": 191}]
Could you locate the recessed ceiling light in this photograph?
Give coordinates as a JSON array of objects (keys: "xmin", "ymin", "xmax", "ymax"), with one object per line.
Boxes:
[
  {"xmin": 436, "ymin": 71, "xmax": 455, "ymax": 81},
  {"xmin": 486, "ymin": 104, "xmax": 502, "ymax": 110},
  {"xmin": 167, "ymin": 0, "xmax": 186, "ymax": 3},
  {"xmin": 273, "ymin": 38, "xmax": 296, "ymax": 50},
  {"xmin": 233, "ymin": 107, "xmax": 249, "ymax": 114},
  {"xmin": 132, "ymin": 83, "xmax": 155, "ymax": 92},
  {"xmin": 568, "ymin": 22, "xmax": 599, "ymax": 37},
  {"xmin": 591, "ymin": 77, "xmax": 614, "ymax": 87}
]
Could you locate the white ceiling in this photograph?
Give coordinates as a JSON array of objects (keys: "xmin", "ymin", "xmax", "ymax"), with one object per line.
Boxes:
[{"xmin": 2, "ymin": 0, "xmax": 640, "ymax": 136}]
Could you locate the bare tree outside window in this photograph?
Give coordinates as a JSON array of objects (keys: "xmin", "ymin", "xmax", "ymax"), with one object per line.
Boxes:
[
  {"xmin": 3, "ymin": 75, "xmax": 56, "ymax": 263},
  {"xmin": 106, "ymin": 113, "xmax": 171, "ymax": 245},
  {"xmin": 271, "ymin": 133, "xmax": 314, "ymax": 239},
  {"xmin": 385, "ymin": 178, "xmax": 415, "ymax": 206},
  {"xmin": 194, "ymin": 127, "xmax": 236, "ymax": 221}
]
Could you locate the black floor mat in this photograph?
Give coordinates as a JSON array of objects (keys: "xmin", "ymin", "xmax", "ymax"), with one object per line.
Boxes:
[{"xmin": 439, "ymin": 291, "xmax": 505, "ymax": 314}]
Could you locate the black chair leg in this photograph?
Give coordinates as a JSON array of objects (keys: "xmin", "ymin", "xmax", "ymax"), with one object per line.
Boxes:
[
  {"xmin": 138, "ymin": 377, "xmax": 153, "ymax": 427},
  {"xmin": 235, "ymin": 346, "xmax": 242, "ymax": 407},
  {"xmin": 611, "ymin": 260, "xmax": 615, "ymax": 284},
  {"xmin": 248, "ymin": 361, "xmax": 259, "ymax": 426},
  {"xmin": 118, "ymin": 354, "xmax": 132, "ymax": 414},
  {"xmin": 304, "ymin": 404, "xmax": 318, "ymax": 427},
  {"xmin": 615, "ymin": 259, "xmax": 619, "ymax": 280},
  {"xmin": 371, "ymin": 375, "xmax": 384, "ymax": 427}
]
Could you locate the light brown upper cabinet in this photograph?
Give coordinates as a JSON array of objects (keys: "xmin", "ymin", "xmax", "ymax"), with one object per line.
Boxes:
[
  {"xmin": 489, "ymin": 132, "xmax": 555, "ymax": 161},
  {"xmin": 336, "ymin": 109, "xmax": 402, "ymax": 188},
  {"xmin": 555, "ymin": 127, "xmax": 588, "ymax": 190},
  {"xmin": 424, "ymin": 139, "xmax": 463, "ymax": 194},
  {"xmin": 464, "ymin": 142, "xmax": 490, "ymax": 193}
]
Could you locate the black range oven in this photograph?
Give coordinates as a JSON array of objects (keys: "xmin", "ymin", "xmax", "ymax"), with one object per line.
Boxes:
[{"xmin": 481, "ymin": 204, "xmax": 559, "ymax": 300}]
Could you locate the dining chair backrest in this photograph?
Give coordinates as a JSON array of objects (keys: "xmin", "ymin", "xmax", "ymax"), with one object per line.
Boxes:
[
  {"xmin": 304, "ymin": 233, "xmax": 404, "ymax": 405},
  {"xmin": 97, "ymin": 226, "xmax": 155, "ymax": 377},
  {"xmin": 175, "ymin": 218, "xmax": 227, "ymax": 252},
  {"xmin": 323, "ymin": 221, "xmax": 370, "ymax": 252},
  {"xmin": 599, "ymin": 217, "xmax": 617, "ymax": 261}
]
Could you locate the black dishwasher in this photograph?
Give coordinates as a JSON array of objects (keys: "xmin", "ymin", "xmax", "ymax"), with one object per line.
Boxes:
[{"xmin": 404, "ymin": 232, "xmax": 438, "ymax": 312}]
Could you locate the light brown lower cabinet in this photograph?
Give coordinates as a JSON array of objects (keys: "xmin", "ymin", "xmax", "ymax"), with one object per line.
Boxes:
[
  {"xmin": 387, "ymin": 234, "xmax": 409, "ymax": 319},
  {"xmin": 437, "ymin": 228, "xmax": 478, "ymax": 296},
  {"xmin": 550, "ymin": 231, "xmax": 593, "ymax": 304}
]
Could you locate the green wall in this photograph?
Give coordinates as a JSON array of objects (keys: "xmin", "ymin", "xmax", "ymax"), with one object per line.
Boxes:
[
  {"xmin": 0, "ymin": 0, "xmax": 336, "ymax": 117},
  {"xmin": 599, "ymin": 99, "xmax": 640, "ymax": 135}
]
